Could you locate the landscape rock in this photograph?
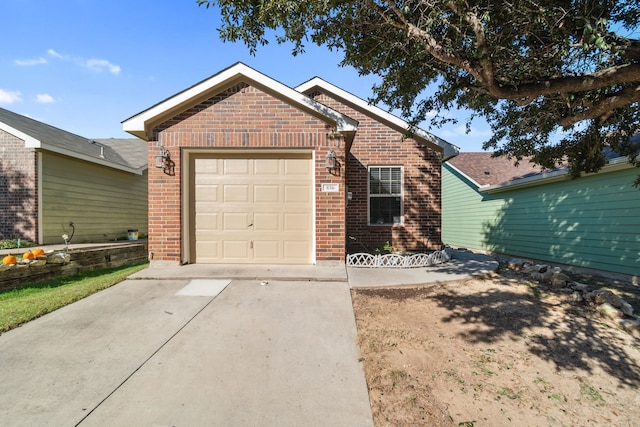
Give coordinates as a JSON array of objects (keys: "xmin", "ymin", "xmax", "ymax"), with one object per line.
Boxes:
[
  {"xmin": 47, "ymin": 252, "xmax": 70, "ymax": 264},
  {"xmin": 597, "ymin": 303, "xmax": 624, "ymax": 320},
  {"xmin": 572, "ymin": 292, "xmax": 584, "ymax": 303},
  {"xmin": 507, "ymin": 258, "xmax": 530, "ymax": 271},
  {"xmin": 620, "ymin": 302, "xmax": 634, "ymax": 317},
  {"xmin": 593, "ymin": 289, "xmax": 624, "ymax": 308},
  {"xmin": 534, "ymin": 264, "xmax": 549, "ymax": 273},
  {"xmin": 552, "ymin": 278, "xmax": 567, "ymax": 289},
  {"xmin": 616, "ymin": 319, "xmax": 640, "ymax": 338},
  {"xmin": 569, "ymin": 282, "xmax": 590, "ymax": 292},
  {"xmin": 30, "ymin": 259, "xmax": 47, "ymax": 267}
]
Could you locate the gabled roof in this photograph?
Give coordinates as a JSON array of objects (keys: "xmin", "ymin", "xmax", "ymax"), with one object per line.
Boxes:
[
  {"xmin": 122, "ymin": 62, "xmax": 359, "ymax": 142},
  {"xmin": 91, "ymin": 138, "xmax": 148, "ymax": 170},
  {"xmin": 447, "ymin": 151, "xmax": 634, "ymax": 193},
  {"xmin": 446, "ymin": 152, "xmax": 543, "ymax": 187},
  {"xmin": 296, "ymin": 77, "xmax": 459, "ymax": 160},
  {"xmin": 0, "ymin": 107, "xmax": 147, "ymax": 174}
]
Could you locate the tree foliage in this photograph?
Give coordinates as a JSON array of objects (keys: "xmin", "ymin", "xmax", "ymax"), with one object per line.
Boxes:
[{"xmin": 198, "ymin": 0, "xmax": 640, "ymax": 183}]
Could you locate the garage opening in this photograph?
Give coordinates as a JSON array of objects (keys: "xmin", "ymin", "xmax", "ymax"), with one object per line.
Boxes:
[{"xmin": 188, "ymin": 151, "xmax": 314, "ymax": 264}]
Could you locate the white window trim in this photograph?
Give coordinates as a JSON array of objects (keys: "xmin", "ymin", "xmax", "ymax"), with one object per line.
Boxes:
[{"xmin": 367, "ymin": 165, "xmax": 404, "ymax": 226}]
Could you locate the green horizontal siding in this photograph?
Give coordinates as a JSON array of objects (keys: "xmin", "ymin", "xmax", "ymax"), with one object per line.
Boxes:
[
  {"xmin": 42, "ymin": 152, "xmax": 148, "ymax": 244},
  {"xmin": 443, "ymin": 163, "xmax": 640, "ymax": 276}
]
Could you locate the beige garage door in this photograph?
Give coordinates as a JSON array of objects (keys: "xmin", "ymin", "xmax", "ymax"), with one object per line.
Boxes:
[{"xmin": 191, "ymin": 152, "xmax": 313, "ymax": 264}]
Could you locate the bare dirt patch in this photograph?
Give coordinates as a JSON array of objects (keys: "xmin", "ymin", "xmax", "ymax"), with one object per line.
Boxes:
[{"xmin": 352, "ymin": 270, "xmax": 640, "ymax": 426}]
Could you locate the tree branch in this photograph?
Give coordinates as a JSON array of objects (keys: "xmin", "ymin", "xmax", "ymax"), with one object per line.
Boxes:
[{"xmin": 558, "ymin": 84, "xmax": 640, "ymax": 127}]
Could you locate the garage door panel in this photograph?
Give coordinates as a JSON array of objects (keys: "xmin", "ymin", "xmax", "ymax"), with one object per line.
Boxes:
[
  {"xmin": 283, "ymin": 241, "xmax": 311, "ymax": 259},
  {"xmin": 222, "ymin": 213, "xmax": 251, "ymax": 230},
  {"xmin": 193, "ymin": 154, "xmax": 313, "ymax": 264},
  {"xmin": 195, "ymin": 158, "xmax": 218, "ymax": 173},
  {"xmin": 223, "ymin": 185, "xmax": 250, "ymax": 202},
  {"xmin": 254, "ymin": 185, "xmax": 280, "ymax": 203},
  {"xmin": 253, "ymin": 213, "xmax": 279, "ymax": 231},
  {"xmin": 224, "ymin": 159, "xmax": 249, "ymax": 174},
  {"xmin": 284, "ymin": 158, "xmax": 311, "ymax": 176},
  {"xmin": 284, "ymin": 213, "xmax": 310, "ymax": 231},
  {"xmin": 254, "ymin": 159, "xmax": 280, "ymax": 175},
  {"xmin": 195, "ymin": 185, "xmax": 219, "ymax": 201},
  {"xmin": 195, "ymin": 212, "xmax": 219, "ymax": 230},
  {"xmin": 222, "ymin": 240, "xmax": 250, "ymax": 259},
  {"xmin": 253, "ymin": 240, "xmax": 280, "ymax": 259},
  {"xmin": 284, "ymin": 185, "xmax": 311, "ymax": 203},
  {"xmin": 196, "ymin": 240, "xmax": 219, "ymax": 261}
]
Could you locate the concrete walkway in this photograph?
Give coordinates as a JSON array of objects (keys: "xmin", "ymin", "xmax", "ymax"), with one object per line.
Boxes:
[
  {"xmin": 0, "ymin": 248, "xmax": 497, "ymax": 426},
  {"xmin": 347, "ymin": 249, "xmax": 499, "ymax": 287}
]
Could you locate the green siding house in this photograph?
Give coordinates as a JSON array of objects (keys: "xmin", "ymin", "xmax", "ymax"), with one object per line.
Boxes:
[
  {"xmin": 443, "ymin": 152, "xmax": 639, "ymax": 277},
  {"xmin": 0, "ymin": 107, "xmax": 148, "ymax": 244}
]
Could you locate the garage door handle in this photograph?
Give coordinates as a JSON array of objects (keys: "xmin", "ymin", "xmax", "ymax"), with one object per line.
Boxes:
[{"xmin": 248, "ymin": 223, "xmax": 253, "ymax": 227}]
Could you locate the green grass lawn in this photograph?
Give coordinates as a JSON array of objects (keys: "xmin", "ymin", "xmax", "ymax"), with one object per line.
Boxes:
[{"xmin": 0, "ymin": 261, "xmax": 148, "ymax": 333}]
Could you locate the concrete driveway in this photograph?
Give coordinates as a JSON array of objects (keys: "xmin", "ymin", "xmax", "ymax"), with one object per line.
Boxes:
[
  {"xmin": 0, "ymin": 250, "xmax": 498, "ymax": 426},
  {"xmin": 0, "ymin": 274, "xmax": 373, "ymax": 426}
]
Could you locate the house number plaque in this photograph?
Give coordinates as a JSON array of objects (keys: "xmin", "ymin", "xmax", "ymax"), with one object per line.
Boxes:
[{"xmin": 321, "ymin": 183, "xmax": 340, "ymax": 192}]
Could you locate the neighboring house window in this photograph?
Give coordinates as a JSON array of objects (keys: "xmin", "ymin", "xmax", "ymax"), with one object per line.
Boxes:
[{"xmin": 368, "ymin": 166, "xmax": 403, "ymax": 225}]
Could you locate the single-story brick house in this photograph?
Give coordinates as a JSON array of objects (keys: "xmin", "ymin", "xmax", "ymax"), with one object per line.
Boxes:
[
  {"xmin": 0, "ymin": 107, "xmax": 148, "ymax": 244},
  {"xmin": 443, "ymin": 152, "xmax": 640, "ymax": 277},
  {"xmin": 123, "ymin": 62, "xmax": 458, "ymax": 265}
]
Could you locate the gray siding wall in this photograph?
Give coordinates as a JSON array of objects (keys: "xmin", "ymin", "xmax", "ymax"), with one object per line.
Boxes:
[
  {"xmin": 41, "ymin": 152, "xmax": 148, "ymax": 244},
  {"xmin": 443, "ymin": 164, "xmax": 640, "ymax": 276}
]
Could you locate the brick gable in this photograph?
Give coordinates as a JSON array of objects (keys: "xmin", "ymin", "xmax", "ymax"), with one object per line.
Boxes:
[
  {"xmin": 148, "ymin": 83, "xmax": 347, "ymax": 262},
  {"xmin": 309, "ymin": 92, "xmax": 443, "ymax": 253}
]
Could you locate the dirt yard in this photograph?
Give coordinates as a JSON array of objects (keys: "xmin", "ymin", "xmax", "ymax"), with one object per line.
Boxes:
[{"xmin": 352, "ymin": 266, "xmax": 640, "ymax": 426}]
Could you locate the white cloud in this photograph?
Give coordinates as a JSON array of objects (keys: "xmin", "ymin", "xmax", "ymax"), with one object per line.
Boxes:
[
  {"xmin": 14, "ymin": 57, "xmax": 47, "ymax": 66},
  {"xmin": 85, "ymin": 59, "xmax": 121, "ymax": 75},
  {"xmin": 47, "ymin": 49, "xmax": 64, "ymax": 59},
  {"xmin": 44, "ymin": 49, "xmax": 122, "ymax": 76},
  {"xmin": 35, "ymin": 94, "xmax": 55, "ymax": 104},
  {"xmin": 0, "ymin": 89, "xmax": 23, "ymax": 105}
]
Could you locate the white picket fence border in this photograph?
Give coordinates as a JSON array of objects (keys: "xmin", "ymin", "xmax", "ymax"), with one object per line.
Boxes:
[{"xmin": 346, "ymin": 250, "xmax": 451, "ymax": 268}]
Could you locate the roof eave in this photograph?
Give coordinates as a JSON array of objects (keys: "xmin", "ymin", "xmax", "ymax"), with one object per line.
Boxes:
[
  {"xmin": 296, "ymin": 77, "xmax": 459, "ymax": 160},
  {"xmin": 482, "ymin": 156, "xmax": 633, "ymax": 193},
  {"xmin": 0, "ymin": 122, "xmax": 41, "ymax": 147},
  {"xmin": 122, "ymin": 63, "xmax": 358, "ymax": 140}
]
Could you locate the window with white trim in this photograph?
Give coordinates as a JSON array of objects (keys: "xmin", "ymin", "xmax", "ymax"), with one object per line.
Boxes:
[{"xmin": 368, "ymin": 166, "xmax": 403, "ymax": 225}]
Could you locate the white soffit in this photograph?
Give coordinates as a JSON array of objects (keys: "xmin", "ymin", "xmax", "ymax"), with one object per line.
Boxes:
[
  {"xmin": 122, "ymin": 62, "xmax": 358, "ymax": 140},
  {"xmin": 296, "ymin": 77, "xmax": 460, "ymax": 160}
]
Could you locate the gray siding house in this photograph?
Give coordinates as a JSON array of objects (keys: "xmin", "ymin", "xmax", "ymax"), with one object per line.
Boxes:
[
  {"xmin": 443, "ymin": 152, "xmax": 639, "ymax": 277},
  {"xmin": 0, "ymin": 107, "xmax": 148, "ymax": 244}
]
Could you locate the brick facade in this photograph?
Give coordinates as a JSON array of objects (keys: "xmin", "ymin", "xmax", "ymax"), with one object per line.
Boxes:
[
  {"xmin": 148, "ymin": 83, "xmax": 347, "ymax": 262},
  {"xmin": 0, "ymin": 129, "xmax": 37, "ymax": 242},
  {"xmin": 309, "ymin": 92, "xmax": 443, "ymax": 253}
]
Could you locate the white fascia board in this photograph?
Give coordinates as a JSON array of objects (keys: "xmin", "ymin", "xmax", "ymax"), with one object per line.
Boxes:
[
  {"xmin": 0, "ymin": 122, "xmax": 40, "ymax": 147},
  {"xmin": 296, "ymin": 77, "xmax": 460, "ymax": 160},
  {"xmin": 444, "ymin": 162, "xmax": 485, "ymax": 189},
  {"xmin": 123, "ymin": 63, "xmax": 358, "ymax": 139},
  {"xmin": 483, "ymin": 156, "xmax": 632, "ymax": 193},
  {"xmin": 1, "ymin": 121, "xmax": 145, "ymax": 174}
]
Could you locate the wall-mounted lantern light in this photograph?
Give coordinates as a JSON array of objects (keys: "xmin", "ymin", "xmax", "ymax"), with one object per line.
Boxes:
[
  {"xmin": 325, "ymin": 150, "xmax": 337, "ymax": 170},
  {"xmin": 155, "ymin": 146, "xmax": 170, "ymax": 171}
]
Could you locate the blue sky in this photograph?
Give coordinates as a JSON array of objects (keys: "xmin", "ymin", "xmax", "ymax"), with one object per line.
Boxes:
[{"xmin": 0, "ymin": 0, "xmax": 491, "ymax": 152}]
